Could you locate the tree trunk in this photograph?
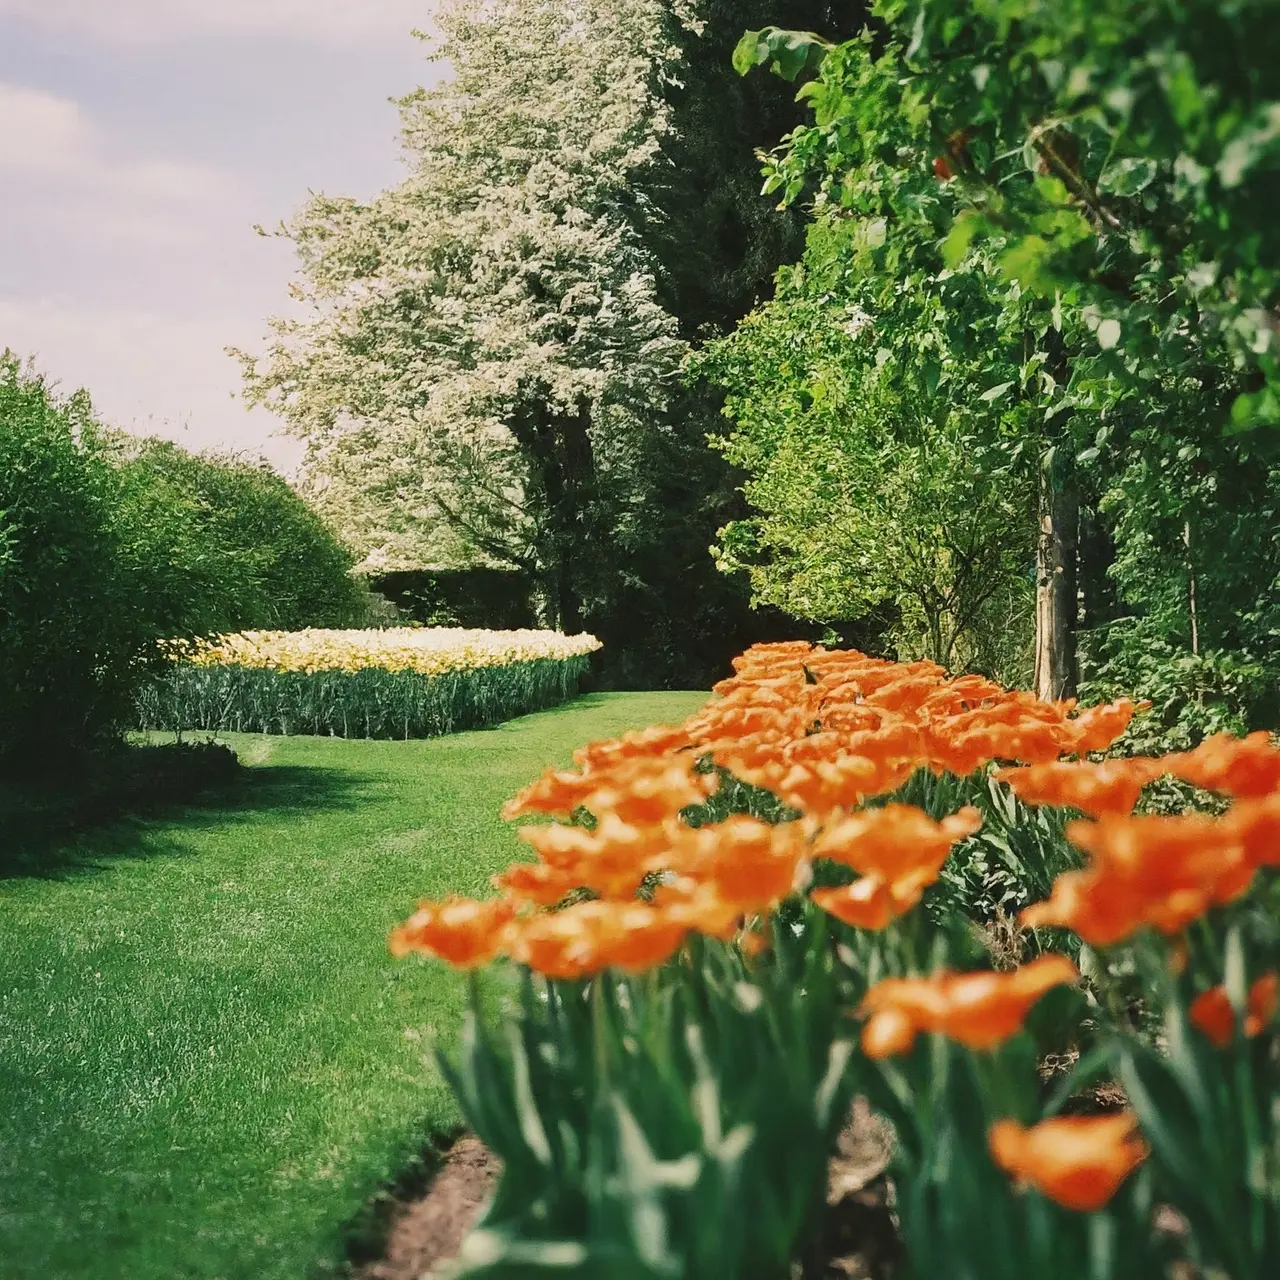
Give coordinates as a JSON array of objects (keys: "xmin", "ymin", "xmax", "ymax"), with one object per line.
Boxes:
[
  {"xmin": 1184, "ymin": 520, "xmax": 1200, "ymax": 656},
  {"xmin": 1034, "ymin": 469, "xmax": 1079, "ymax": 701},
  {"xmin": 509, "ymin": 393, "xmax": 596, "ymax": 635},
  {"xmin": 1076, "ymin": 500, "xmax": 1117, "ymax": 632}
]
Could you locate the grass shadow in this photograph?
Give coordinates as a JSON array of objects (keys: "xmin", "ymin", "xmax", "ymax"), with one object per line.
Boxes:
[{"xmin": 0, "ymin": 741, "xmax": 380, "ymax": 880}]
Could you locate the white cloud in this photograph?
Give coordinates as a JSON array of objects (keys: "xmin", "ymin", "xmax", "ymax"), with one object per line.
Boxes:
[
  {"xmin": 0, "ymin": 0, "xmax": 435, "ymax": 46},
  {"xmin": 0, "ymin": 296, "xmax": 304, "ymax": 470},
  {"xmin": 0, "ymin": 82, "xmax": 240, "ymax": 203},
  {"xmin": 0, "ymin": 85, "xmax": 295, "ymax": 465},
  {"xmin": 0, "ymin": 83, "xmax": 91, "ymax": 173},
  {"xmin": 0, "ymin": 81, "xmax": 244, "ymax": 253}
]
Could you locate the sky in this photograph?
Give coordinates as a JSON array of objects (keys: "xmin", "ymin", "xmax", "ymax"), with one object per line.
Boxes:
[{"xmin": 0, "ymin": 0, "xmax": 442, "ymax": 472}]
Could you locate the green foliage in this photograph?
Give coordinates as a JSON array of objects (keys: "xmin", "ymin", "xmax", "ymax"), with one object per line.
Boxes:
[
  {"xmin": 712, "ymin": 0, "xmax": 1280, "ymax": 704},
  {"xmin": 113, "ymin": 439, "xmax": 364, "ymax": 636},
  {"xmin": 864, "ymin": 1029, "xmax": 1159, "ymax": 1280},
  {"xmin": 1081, "ymin": 619, "xmax": 1274, "ymax": 757},
  {"xmin": 440, "ymin": 918, "xmax": 860, "ymax": 1278},
  {"xmin": 698, "ymin": 264, "xmax": 1035, "ymax": 675},
  {"xmin": 0, "ymin": 355, "xmax": 159, "ymax": 761},
  {"xmin": 0, "ymin": 353, "xmax": 368, "ymax": 764},
  {"xmin": 136, "ymin": 656, "xmax": 592, "ymax": 740},
  {"xmin": 240, "ymin": 1, "xmax": 865, "ymax": 689},
  {"xmin": 732, "ymin": 26, "xmax": 830, "ymax": 83},
  {"xmin": 373, "ymin": 569, "xmax": 535, "ymax": 631}
]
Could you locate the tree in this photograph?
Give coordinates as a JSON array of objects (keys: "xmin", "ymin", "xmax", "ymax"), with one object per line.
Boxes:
[
  {"xmin": 728, "ymin": 3, "xmax": 1280, "ymax": 715},
  {"xmin": 240, "ymin": 0, "xmax": 688, "ymax": 635},
  {"xmin": 695, "ymin": 221, "xmax": 1034, "ymax": 680},
  {"xmin": 0, "ymin": 356, "xmax": 156, "ymax": 759},
  {"xmin": 240, "ymin": 0, "xmax": 864, "ymax": 684}
]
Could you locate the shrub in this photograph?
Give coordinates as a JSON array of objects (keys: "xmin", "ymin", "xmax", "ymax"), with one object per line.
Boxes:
[
  {"xmin": 392, "ymin": 641, "xmax": 1280, "ymax": 1278},
  {"xmin": 1081, "ymin": 616, "xmax": 1277, "ymax": 755},
  {"xmin": 113, "ymin": 439, "xmax": 365, "ymax": 635},
  {"xmin": 0, "ymin": 355, "xmax": 157, "ymax": 761}
]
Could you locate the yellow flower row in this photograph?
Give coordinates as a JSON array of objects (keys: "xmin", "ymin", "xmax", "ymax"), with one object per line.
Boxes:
[{"xmin": 172, "ymin": 628, "xmax": 602, "ymax": 677}]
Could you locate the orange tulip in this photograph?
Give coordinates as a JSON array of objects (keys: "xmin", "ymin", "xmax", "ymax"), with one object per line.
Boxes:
[
  {"xmin": 1021, "ymin": 813, "xmax": 1255, "ymax": 945},
  {"xmin": 664, "ymin": 815, "xmax": 809, "ymax": 912},
  {"xmin": 502, "ymin": 766, "xmax": 600, "ymax": 821},
  {"xmin": 517, "ymin": 813, "xmax": 677, "ymax": 897},
  {"xmin": 811, "ymin": 877, "xmax": 899, "ymax": 931},
  {"xmin": 389, "ymin": 897, "xmax": 516, "ymax": 967},
  {"xmin": 1063, "ymin": 698, "xmax": 1147, "ymax": 755},
  {"xmin": 1189, "ymin": 972, "xmax": 1280, "ymax": 1047},
  {"xmin": 571, "ymin": 724, "xmax": 694, "ymax": 771},
  {"xmin": 995, "ymin": 759, "xmax": 1164, "ymax": 817},
  {"xmin": 988, "ymin": 1113, "xmax": 1148, "ymax": 1212},
  {"xmin": 815, "ymin": 804, "xmax": 981, "ymax": 883},
  {"xmin": 864, "ymin": 674, "xmax": 944, "ymax": 715},
  {"xmin": 1223, "ymin": 793, "xmax": 1280, "ymax": 867},
  {"xmin": 1166, "ymin": 731, "xmax": 1280, "ymax": 799},
  {"xmin": 492, "ymin": 861, "xmax": 582, "ymax": 906},
  {"xmin": 650, "ymin": 877, "xmax": 743, "ymax": 939},
  {"xmin": 857, "ymin": 955, "xmax": 1078, "ymax": 1056},
  {"xmin": 773, "ymin": 755, "xmax": 918, "ymax": 815},
  {"xmin": 507, "ymin": 900, "xmax": 687, "ymax": 979},
  {"xmin": 860, "ymin": 1005, "xmax": 918, "ymax": 1058},
  {"xmin": 577, "ymin": 760, "xmax": 714, "ymax": 827}
]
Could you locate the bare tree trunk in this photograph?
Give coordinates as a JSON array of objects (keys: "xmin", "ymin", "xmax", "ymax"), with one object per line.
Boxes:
[
  {"xmin": 1184, "ymin": 520, "xmax": 1200, "ymax": 656},
  {"xmin": 1034, "ymin": 470, "xmax": 1079, "ymax": 701}
]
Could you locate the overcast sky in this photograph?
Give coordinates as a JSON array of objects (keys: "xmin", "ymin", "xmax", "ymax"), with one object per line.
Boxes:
[{"xmin": 0, "ymin": 1, "xmax": 441, "ymax": 471}]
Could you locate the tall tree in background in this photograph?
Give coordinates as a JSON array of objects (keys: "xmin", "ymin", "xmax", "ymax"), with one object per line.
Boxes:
[
  {"xmin": 242, "ymin": 0, "xmax": 684, "ymax": 635},
  {"xmin": 241, "ymin": 0, "xmax": 860, "ymax": 685}
]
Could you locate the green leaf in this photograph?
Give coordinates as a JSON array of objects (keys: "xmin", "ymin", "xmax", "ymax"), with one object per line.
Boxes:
[
  {"xmin": 980, "ymin": 381, "xmax": 1014, "ymax": 403},
  {"xmin": 731, "ymin": 30, "xmax": 771, "ymax": 77},
  {"xmin": 1097, "ymin": 157, "xmax": 1159, "ymax": 196},
  {"xmin": 1227, "ymin": 387, "xmax": 1280, "ymax": 434},
  {"xmin": 942, "ymin": 213, "xmax": 982, "ymax": 269},
  {"xmin": 732, "ymin": 27, "xmax": 830, "ymax": 83}
]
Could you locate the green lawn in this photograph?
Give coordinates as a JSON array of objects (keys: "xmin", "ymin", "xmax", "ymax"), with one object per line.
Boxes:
[{"xmin": 0, "ymin": 692, "xmax": 705, "ymax": 1280}]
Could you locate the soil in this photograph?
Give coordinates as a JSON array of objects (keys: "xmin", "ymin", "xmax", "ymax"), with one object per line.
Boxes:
[
  {"xmin": 357, "ymin": 1101, "xmax": 899, "ymax": 1280},
  {"xmin": 355, "ymin": 1137, "xmax": 501, "ymax": 1280}
]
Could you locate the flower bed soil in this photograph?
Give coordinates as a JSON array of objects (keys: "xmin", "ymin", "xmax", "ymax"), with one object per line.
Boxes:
[{"xmin": 356, "ymin": 1102, "xmax": 898, "ymax": 1280}]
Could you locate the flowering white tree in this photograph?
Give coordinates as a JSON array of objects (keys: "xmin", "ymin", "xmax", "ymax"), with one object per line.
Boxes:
[{"xmin": 239, "ymin": 0, "xmax": 694, "ymax": 627}]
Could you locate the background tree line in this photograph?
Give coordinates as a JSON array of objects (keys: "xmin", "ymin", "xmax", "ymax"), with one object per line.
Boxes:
[
  {"xmin": 10, "ymin": 0, "xmax": 1276, "ymax": 759},
  {"xmin": 244, "ymin": 0, "xmax": 1280, "ymax": 743},
  {"xmin": 710, "ymin": 0, "xmax": 1280, "ymax": 751}
]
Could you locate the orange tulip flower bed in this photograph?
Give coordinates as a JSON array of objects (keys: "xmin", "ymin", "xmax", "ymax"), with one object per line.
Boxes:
[{"xmin": 391, "ymin": 642, "xmax": 1280, "ymax": 1279}]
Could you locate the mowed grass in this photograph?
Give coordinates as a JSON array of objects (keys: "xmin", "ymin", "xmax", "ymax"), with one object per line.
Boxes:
[{"xmin": 0, "ymin": 692, "xmax": 705, "ymax": 1280}]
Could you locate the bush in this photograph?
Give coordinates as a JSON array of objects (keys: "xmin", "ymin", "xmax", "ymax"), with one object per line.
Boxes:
[
  {"xmin": 0, "ymin": 355, "xmax": 157, "ymax": 761},
  {"xmin": 1081, "ymin": 616, "xmax": 1278, "ymax": 756},
  {"xmin": 113, "ymin": 439, "xmax": 365, "ymax": 636},
  {"xmin": 372, "ymin": 569, "xmax": 536, "ymax": 630},
  {"xmin": 0, "ymin": 354, "xmax": 370, "ymax": 766}
]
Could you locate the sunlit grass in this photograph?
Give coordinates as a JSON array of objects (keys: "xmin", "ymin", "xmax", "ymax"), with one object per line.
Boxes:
[{"xmin": 0, "ymin": 691, "xmax": 705, "ymax": 1280}]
